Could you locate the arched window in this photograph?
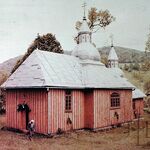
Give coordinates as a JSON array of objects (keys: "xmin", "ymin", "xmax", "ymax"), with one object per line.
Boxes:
[{"xmin": 110, "ymin": 92, "xmax": 120, "ymax": 107}]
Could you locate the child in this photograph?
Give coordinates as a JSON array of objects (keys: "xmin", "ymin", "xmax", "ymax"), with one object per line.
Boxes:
[{"xmin": 27, "ymin": 120, "xmax": 35, "ymax": 140}]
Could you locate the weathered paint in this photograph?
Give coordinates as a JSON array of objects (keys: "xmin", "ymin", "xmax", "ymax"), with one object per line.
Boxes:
[
  {"xmin": 93, "ymin": 89, "xmax": 133, "ymax": 128},
  {"xmin": 84, "ymin": 90, "xmax": 94, "ymax": 128},
  {"xmin": 6, "ymin": 89, "xmax": 48, "ymax": 134},
  {"xmin": 133, "ymin": 98, "xmax": 144, "ymax": 118},
  {"xmin": 6, "ymin": 88, "xmax": 136, "ymax": 134},
  {"xmin": 48, "ymin": 89, "xmax": 84, "ymax": 133}
]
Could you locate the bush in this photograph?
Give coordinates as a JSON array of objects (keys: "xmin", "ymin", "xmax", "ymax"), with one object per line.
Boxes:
[
  {"xmin": 132, "ymin": 62, "xmax": 140, "ymax": 71},
  {"xmin": 0, "ymin": 89, "xmax": 6, "ymax": 115},
  {"xmin": 124, "ymin": 64, "xmax": 129, "ymax": 71},
  {"xmin": 144, "ymin": 79, "xmax": 150, "ymax": 94},
  {"xmin": 132, "ymin": 72, "xmax": 142, "ymax": 80},
  {"xmin": 141, "ymin": 58, "xmax": 150, "ymax": 71}
]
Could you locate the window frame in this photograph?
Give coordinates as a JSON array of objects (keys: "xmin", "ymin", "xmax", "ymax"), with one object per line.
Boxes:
[
  {"xmin": 110, "ymin": 92, "xmax": 120, "ymax": 109},
  {"xmin": 65, "ymin": 90, "xmax": 72, "ymax": 113}
]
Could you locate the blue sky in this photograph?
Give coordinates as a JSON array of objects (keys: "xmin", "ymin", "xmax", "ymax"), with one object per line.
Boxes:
[{"xmin": 0, "ymin": 0, "xmax": 150, "ymax": 63}]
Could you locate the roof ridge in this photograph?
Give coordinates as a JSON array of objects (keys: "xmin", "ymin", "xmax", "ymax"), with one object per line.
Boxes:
[{"xmin": 35, "ymin": 51, "xmax": 61, "ymax": 85}]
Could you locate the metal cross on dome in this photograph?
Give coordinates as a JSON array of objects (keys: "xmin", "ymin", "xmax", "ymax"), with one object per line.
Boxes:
[
  {"xmin": 110, "ymin": 34, "xmax": 114, "ymax": 46},
  {"xmin": 82, "ymin": 2, "xmax": 87, "ymax": 19}
]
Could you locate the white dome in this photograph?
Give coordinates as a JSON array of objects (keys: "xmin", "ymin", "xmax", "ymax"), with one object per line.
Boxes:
[{"xmin": 72, "ymin": 42, "xmax": 100, "ymax": 61}]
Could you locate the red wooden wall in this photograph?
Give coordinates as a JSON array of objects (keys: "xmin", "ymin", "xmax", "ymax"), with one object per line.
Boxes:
[
  {"xmin": 93, "ymin": 89, "xmax": 133, "ymax": 128},
  {"xmin": 6, "ymin": 88, "xmax": 135, "ymax": 134},
  {"xmin": 6, "ymin": 89, "xmax": 48, "ymax": 134},
  {"xmin": 84, "ymin": 90, "xmax": 94, "ymax": 128},
  {"xmin": 133, "ymin": 98, "xmax": 144, "ymax": 118},
  {"xmin": 48, "ymin": 89, "xmax": 84, "ymax": 133}
]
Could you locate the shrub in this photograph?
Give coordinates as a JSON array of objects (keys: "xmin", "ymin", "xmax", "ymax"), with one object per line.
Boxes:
[
  {"xmin": 144, "ymin": 79, "xmax": 150, "ymax": 94},
  {"xmin": 132, "ymin": 71, "xmax": 142, "ymax": 80},
  {"xmin": 124, "ymin": 64, "xmax": 129, "ymax": 71},
  {"xmin": 132, "ymin": 62, "xmax": 140, "ymax": 71}
]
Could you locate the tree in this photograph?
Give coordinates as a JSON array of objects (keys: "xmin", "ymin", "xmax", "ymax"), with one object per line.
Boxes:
[
  {"xmin": 144, "ymin": 79, "xmax": 150, "ymax": 94},
  {"xmin": 11, "ymin": 33, "xmax": 63, "ymax": 74},
  {"xmin": 141, "ymin": 58, "xmax": 150, "ymax": 71},
  {"xmin": 0, "ymin": 72, "xmax": 8, "ymax": 85},
  {"xmin": 76, "ymin": 7, "xmax": 115, "ymax": 32},
  {"xmin": 145, "ymin": 28, "xmax": 150, "ymax": 53},
  {"xmin": 0, "ymin": 88, "xmax": 6, "ymax": 114},
  {"xmin": 101, "ymin": 56, "xmax": 108, "ymax": 67},
  {"xmin": 27, "ymin": 33, "xmax": 63, "ymax": 54}
]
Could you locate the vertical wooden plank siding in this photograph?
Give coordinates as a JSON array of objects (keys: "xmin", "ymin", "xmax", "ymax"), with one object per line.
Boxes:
[
  {"xmin": 48, "ymin": 89, "xmax": 84, "ymax": 133},
  {"xmin": 6, "ymin": 89, "xmax": 48, "ymax": 134},
  {"xmin": 133, "ymin": 99, "xmax": 144, "ymax": 117},
  {"xmin": 93, "ymin": 89, "xmax": 133, "ymax": 129},
  {"xmin": 6, "ymin": 88, "xmax": 135, "ymax": 134},
  {"xmin": 84, "ymin": 90, "xmax": 94, "ymax": 128}
]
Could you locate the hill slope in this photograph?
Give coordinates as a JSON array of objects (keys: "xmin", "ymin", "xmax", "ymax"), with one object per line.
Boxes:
[
  {"xmin": 0, "ymin": 56, "xmax": 22, "ymax": 76},
  {"xmin": 98, "ymin": 46, "xmax": 150, "ymax": 63}
]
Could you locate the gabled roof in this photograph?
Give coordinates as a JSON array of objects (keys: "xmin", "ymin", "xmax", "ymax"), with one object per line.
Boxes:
[
  {"xmin": 2, "ymin": 50, "xmax": 134, "ymax": 89},
  {"xmin": 132, "ymin": 88, "xmax": 146, "ymax": 99},
  {"xmin": 2, "ymin": 50, "xmax": 83, "ymax": 88},
  {"xmin": 108, "ymin": 46, "xmax": 118, "ymax": 61}
]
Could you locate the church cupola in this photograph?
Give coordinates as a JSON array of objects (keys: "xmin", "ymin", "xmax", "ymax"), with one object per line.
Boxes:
[
  {"xmin": 77, "ymin": 17, "xmax": 91, "ymax": 43},
  {"xmin": 71, "ymin": 3, "xmax": 100, "ymax": 61},
  {"xmin": 108, "ymin": 36, "xmax": 119, "ymax": 68}
]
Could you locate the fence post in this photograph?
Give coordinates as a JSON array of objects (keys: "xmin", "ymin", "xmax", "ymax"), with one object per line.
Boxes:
[
  {"xmin": 137, "ymin": 115, "xmax": 140, "ymax": 146},
  {"xmin": 146, "ymin": 121, "xmax": 148, "ymax": 138},
  {"xmin": 128, "ymin": 121, "xmax": 130, "ymax": 135}
]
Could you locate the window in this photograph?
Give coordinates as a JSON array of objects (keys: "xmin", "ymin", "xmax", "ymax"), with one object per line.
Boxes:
[
  {"xmin": 110, "ymin": 92, "xmax": 120, "ymax": 108},
  {"xmin": 65, "ymin": 90, "xmax": 72, "ymax": 112}
]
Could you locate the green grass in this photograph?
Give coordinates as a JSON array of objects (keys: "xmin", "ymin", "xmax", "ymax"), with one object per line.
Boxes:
[{"xmin": 123, "ymin": 70, "xmax": 150, "ymax": 91}]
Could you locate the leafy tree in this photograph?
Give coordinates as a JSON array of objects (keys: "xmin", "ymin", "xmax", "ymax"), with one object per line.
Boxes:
[
  {"xmin": 141, "ymin": 58, "xmax": 150, "ymax": 71},
  {"xmin": 132, "ymin": 62, "xmax": 140, "ymax": 71},
  {"xmin": 101, "ymin": 56, "xmax": 108, "ymax": 67},
  {"xmin": 124, "ymin": 64, "xmax": 129, "ymax": 71},
  {"xmin": 0, "ymin": 72, "xmax": 8, "ymax": 85},
  {"xmin": 0, "ymin": 89, "xmax": 6, "ymax": 114},
  {"xmin": 76, "ymin": 7, "xmax": 115, "ymax": 31},
  {"xmin": 11, "ymin": 33, "xmax": 63, "ymax": 73},
  {"xmin": 145, "ymin": 28, "xmax": 150, "ymax": 53},
  {"xmin": 144, "ymin": 79, "xmax": 150, "ymax": 94},
  {"xmin": 27, "ymin": 33, "xmax": 63, "ymax": 54}
]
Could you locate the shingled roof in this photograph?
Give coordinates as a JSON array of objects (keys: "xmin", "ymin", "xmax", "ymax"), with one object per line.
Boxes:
[{"xmin": 2, "ymin": 50, "xmax": 134, "ymax": 89}]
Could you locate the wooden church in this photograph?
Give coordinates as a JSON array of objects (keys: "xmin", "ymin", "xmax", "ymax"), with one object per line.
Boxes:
[{"xmin": 2, "ymin": 13, "xmax": 145, "ymax": 134}]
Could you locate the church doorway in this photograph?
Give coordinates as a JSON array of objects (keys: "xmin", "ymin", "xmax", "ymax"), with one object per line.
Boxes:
[{"xmin": 17, "ymin": 102, "xmax": 31, "ymax": 129}]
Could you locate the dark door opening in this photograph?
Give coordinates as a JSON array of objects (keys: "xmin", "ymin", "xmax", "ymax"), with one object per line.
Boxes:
[{"xmin": 17, "ymin": 103, "xmax": 31, "ymax": 129}]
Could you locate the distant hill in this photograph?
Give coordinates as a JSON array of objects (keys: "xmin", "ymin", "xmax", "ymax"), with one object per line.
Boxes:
[
  {"xmin": 98, "ymin": 46, "xmax": 150, "ymax": 63},
  {"xmin": 0, "ymin": 56, "xmax": 22, "ymax": 76}
]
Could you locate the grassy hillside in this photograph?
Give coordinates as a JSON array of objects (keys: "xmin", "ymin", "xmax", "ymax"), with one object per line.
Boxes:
[
  {"xmin": 0, "ymin": 56, "xmax": 22, "ymax": 76},
  {"xmin": 123, "ymin": 70, "xmax": 150, "ymax": 92}
]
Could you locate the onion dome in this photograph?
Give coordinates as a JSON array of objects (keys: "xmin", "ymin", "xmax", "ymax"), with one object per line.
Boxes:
[{"xmin": 71, "ymin": 17, "xmax": 100, "ymax": 61}]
